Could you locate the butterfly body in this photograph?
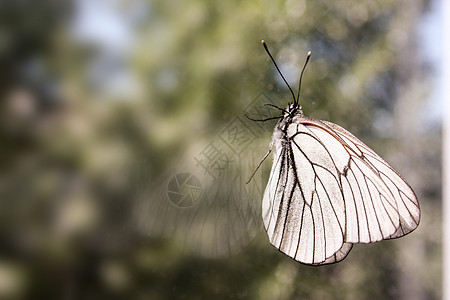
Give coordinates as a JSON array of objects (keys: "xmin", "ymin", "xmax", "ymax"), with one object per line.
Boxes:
[{"xmin": 262, "ymin": 101, "xmax": 420, "ymax": 265}]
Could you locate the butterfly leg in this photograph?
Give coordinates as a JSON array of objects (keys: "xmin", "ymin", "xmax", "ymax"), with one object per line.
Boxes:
[
  {"xmin": 246, "ymin": 141, "xmax": 273, "ymax": 184},
  {"xmin": 244, "ymin": 113, "xmax": 282, "ymax": 122},
  {"xmin": 263, "ymin": 103, "xmax": 291, "ymax": 115}
]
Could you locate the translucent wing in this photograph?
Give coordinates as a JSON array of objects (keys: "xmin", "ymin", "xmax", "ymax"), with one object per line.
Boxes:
[{"xmin": 262, "ymin": 116, "xmax": 420, "ymax": 265}]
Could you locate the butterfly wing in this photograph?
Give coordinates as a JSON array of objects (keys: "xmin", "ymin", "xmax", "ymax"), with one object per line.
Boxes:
[
  {"xmin": 262, "ymin": 116, "xmax": 420, "ymax": 265},
  {"xmin": 320, "ymin": 120, "xmax": 420, "ymax": 239}
]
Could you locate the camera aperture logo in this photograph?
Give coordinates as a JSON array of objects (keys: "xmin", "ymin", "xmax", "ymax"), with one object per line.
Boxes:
[{"xmin": 167, "ymin": 173, "xmax": 202, "ymax": 208}]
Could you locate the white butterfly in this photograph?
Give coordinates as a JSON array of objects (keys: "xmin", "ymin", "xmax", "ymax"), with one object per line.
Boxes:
[{"xmin": 250, "ymin": 41, "xmax": 420, "ymax": 265}]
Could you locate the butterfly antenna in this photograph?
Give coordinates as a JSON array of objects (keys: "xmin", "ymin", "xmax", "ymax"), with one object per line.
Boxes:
[
  {"xmin": 262, "ymin": 40, "xmax": 296, "ymax": 103},
  {"xmin": 296, "ymin": 51, "xmax": 311, "ymax": 105}
]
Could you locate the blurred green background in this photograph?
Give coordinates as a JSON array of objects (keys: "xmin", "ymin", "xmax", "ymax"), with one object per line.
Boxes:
[{"xmin": 0, "ymin": 0, "xmax": 442, "ymax": 299}]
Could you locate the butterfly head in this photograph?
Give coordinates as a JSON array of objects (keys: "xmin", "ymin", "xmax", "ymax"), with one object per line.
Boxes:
[
  {"xmin": 285, "ymin": 102, "xmax": 303, "ymax": 118},
  {"xmin": 274, "ymin": 102, "xmax": 304, "ymax": 134}
]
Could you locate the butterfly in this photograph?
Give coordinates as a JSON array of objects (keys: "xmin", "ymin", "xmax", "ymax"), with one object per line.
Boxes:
[{"xmin": 247, "ymin": 40, "xmax": 420, "ymax": 265}]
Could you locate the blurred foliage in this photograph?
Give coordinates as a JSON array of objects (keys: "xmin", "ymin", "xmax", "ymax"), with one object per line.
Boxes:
[{"xmin": 0, "ymin": 0, "xmax": 441, "ymax": 299}]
